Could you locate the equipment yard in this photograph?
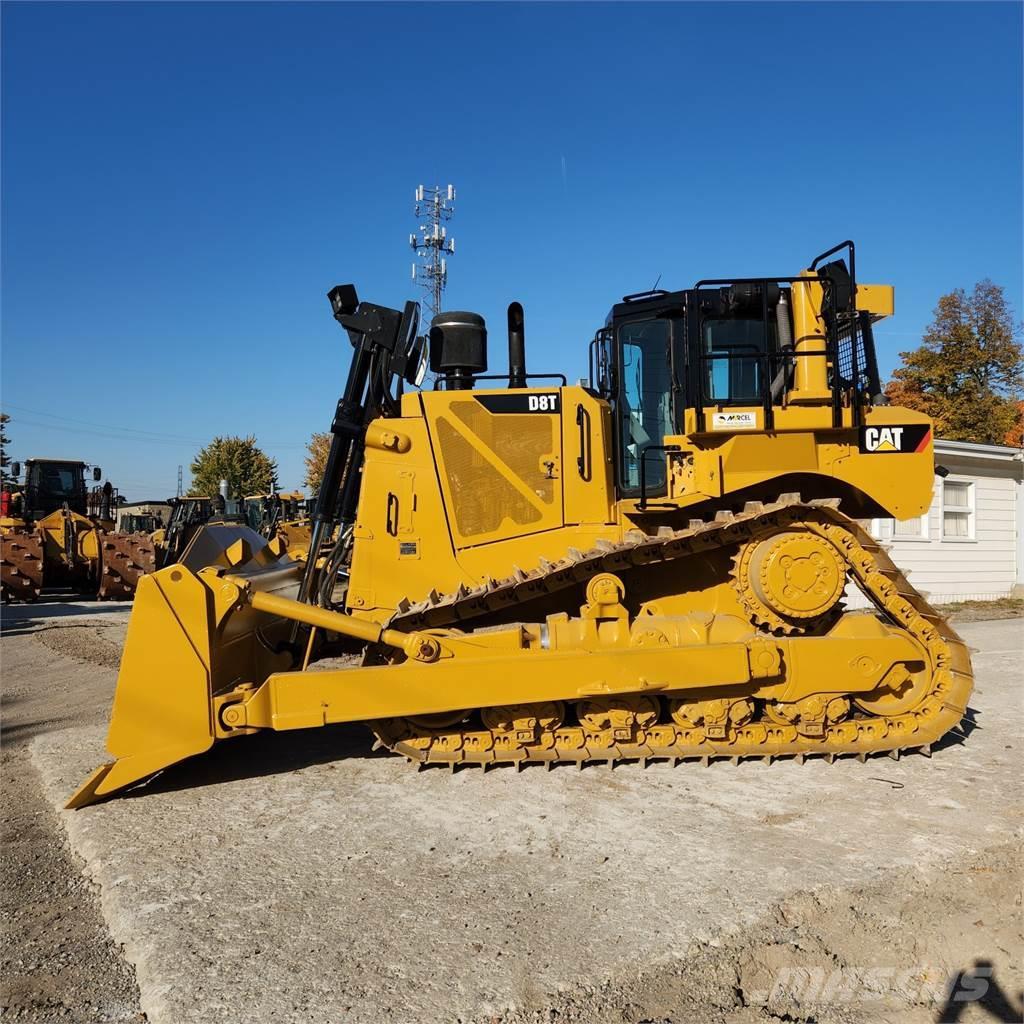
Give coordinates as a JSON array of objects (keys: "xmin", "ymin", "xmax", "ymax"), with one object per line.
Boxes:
[{"xmin": 3, "ymin": 601, "xmax": 1021, "ymax": 1024}]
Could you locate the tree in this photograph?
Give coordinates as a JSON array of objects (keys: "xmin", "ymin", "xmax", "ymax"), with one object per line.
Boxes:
[
  {"xmin": 1005, "ymin": 400, "xmax": 1024, "ymax": 448},
  {"xmin": 189, "ymin": 435, "xmax": 277, "ymax": 499},
  {"xmin": 304, "ymin": 432, "xmax": 330, "ymax": 493},
  {"xmin": 885, "ymin": 281, "xmax": 1023, "ymax": 444},
  {"xmin": 0, "ymin": 412, "xmax": 10, "ymax": 476}
]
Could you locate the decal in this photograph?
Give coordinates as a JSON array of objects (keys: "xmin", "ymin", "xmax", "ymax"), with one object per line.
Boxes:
[
  {"xmin": 711, "ymin": 411, "xmax": 758, "ymax": 431},
  {"xmin": 476, "ymin": 393, "xmax": 561, "ymax": 414},
  {"xmin": 858, "ymin": 424, "xmax": 931, "ymax": 454}
]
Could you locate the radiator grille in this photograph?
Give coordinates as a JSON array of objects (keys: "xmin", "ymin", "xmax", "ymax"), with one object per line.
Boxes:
[{"xmin": 436, "ymin": 400, "xmax": 557, "ymax": 539}]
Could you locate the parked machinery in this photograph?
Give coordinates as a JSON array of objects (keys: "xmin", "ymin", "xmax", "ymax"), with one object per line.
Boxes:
[
  {"xmin": 70, "ymin": 242, "xmax": 974, "ymax": 807},
  {"xmin": 0, "ymin": 459, "xmax": 156, "ymax": 602},
  {"xmin": 243, "ymin": 491, "xmax": 315, "ymax": 559}
]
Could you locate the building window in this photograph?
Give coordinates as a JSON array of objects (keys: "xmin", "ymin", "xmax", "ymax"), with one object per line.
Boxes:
[
  {"xmin": 941, "ymin": 480, "xmax": 975, "ymax": 540},
  {"xmin": 872, "ymin": 512, "xmax": 929, "ymax": 542},
  {"xmin": 893, "ymin": 512, "xmax": 929, "ymax": 540}
]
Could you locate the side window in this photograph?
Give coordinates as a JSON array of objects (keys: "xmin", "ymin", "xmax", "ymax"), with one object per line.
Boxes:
[
  {"xmin": 618, "ymin": 320, "xmax": 673, "ymax": 492},
  {"xmin": 703, "ymin": 318, "xmax": 771, "ymax": 403}
]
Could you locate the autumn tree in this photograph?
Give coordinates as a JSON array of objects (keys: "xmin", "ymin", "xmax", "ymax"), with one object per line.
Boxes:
[
  {"xmin": 189, "ymin": 435, "xmax": 277, "ymax": 499},
  {"xmin": 886, "ymin": 280, "xmax": 1023, "ymax": 444},
  {"xmin": 304, "ymin": 432, "xmax": 330, "ymax": 493},
  {"xmin": 1005, "ymin": 400, "xmax": 1024, "ymax": 448}
]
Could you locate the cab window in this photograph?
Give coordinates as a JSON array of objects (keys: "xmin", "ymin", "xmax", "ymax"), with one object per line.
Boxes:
[
  {"xmin": 703, "ymin": 318, "xmax": 774, "ymax": 403},
  {"xmin": 618, "ymin": 319, "xmax": 673, "ymax": 492}
]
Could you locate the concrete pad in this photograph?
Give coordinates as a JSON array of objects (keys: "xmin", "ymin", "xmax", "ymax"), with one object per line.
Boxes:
[{"xmin": 31, "ymin": 620, "xmax": 1024, "ymax": 1024}]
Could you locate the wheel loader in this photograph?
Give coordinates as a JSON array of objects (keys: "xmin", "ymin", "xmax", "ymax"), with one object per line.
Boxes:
[
  {"xmin": 0, "ymin": 459, "xmax": 156, "ymax": 602},
  {"xmin": 68, "ymin": 241, "xmax": 974, "ymax": 808}
]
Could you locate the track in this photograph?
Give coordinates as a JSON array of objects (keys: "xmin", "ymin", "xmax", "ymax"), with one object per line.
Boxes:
[{"xmin": 372, "ymin": 495, "xmax": 974, "ymax": 767}]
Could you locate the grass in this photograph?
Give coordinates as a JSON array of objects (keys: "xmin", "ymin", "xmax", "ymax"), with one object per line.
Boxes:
[{"xmin": 931, "ymin": 597, "xmax": 1024, "ymax": 622}]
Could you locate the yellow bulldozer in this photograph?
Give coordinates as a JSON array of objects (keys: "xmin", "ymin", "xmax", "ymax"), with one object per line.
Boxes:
[
  {"xmin": 243, "ymin": 490, "xmax": 315, "ymax": 561},
  {"xmin": 69, "ymin": 241, "xmax": 974, "ymax": 808}
]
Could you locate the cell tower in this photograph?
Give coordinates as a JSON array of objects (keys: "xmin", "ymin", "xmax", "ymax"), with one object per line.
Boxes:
[{"xmin": 410, "ymin": 184, "xmax": 456, "ymax": 320}]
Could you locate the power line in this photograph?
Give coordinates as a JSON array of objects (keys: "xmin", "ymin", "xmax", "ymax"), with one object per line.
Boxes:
[
  {"xmin": 2, "ymin": 403, "xmax": 208, "ymax": 443},
  {"xmin": 6, "ymin": 410, "xmax": 307, "ymax": 449}
]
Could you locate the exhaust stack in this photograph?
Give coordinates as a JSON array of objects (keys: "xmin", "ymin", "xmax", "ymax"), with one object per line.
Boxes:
[{"xmin": 507, "ymin": 302, "xmax": 526, "ymax": 388}]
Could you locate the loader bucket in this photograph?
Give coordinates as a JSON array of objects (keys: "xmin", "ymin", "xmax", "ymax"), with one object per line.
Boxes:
[{"xmin": 67, "ymin": 525, "xmax": 300, "ymax": 808}]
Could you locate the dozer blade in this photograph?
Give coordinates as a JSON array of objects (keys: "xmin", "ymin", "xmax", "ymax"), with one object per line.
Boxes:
[{"xmin": 67, "ymin": 525, "xmax": 301, "ymax": 807}]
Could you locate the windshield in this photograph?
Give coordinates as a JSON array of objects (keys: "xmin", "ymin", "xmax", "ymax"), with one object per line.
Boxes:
[{"xmin": 618, "ymin": 319, "xmax": 674, "ymax": 492}]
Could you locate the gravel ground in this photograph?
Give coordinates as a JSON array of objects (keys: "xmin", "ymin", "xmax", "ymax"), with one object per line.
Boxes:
[
  {"xmin": 1, "ymin": 598, "xmax": 143, "ymax": 1022},
  {"xmin": 28, "ymin": 618, "xmax": 1024, "ymax": 1024}
]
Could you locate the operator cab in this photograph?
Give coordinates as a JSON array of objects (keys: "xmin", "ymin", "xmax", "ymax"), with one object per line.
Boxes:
[
  {"xmin": 590, "ymin": 242, "xmax": 885, "ymax": 501},
  {"xmin": 18, "ymin": 459, "xmax": 98, "ymax": 519}
]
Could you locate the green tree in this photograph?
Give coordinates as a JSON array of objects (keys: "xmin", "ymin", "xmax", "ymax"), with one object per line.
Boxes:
[
  {"xmin": 304, "ymin": 432, "xmax": 330, "ymax": 493},
  {"xmin": 189, "ymin": 435, "xmax": 277, "ymax": 499},
  {"xmin": 886, "ymin": 280, "xmax": 1023, "ymax": 444},
  {"xmin": 0, "ymin": 412, "xmax": 10, "ymax": 477}
]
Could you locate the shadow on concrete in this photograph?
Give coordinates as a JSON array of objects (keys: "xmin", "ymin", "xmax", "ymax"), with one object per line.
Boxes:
[
  {"xmin": 87, "ymin": 702, "xmax": 987, "ymax": 805},
  {"xmin": 932, "ymin": 705, "xmax": 981, "ymax": 754},
  {"xmin": 118, "ymin": 723, "xmax": 386, "ymax": 803},
  {"xmin": 936, "ymin": 959, "xmax": 1023, "ymax": 1021},
  {"xmin": 2, "ymin": 693, "xmax": 72, "ymax": 746},
  {"xmin": 2, "ymin": 596, "xmax": 130, "ymax": 635}
]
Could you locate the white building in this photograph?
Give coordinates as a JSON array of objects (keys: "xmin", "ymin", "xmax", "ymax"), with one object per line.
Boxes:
[{"xmin": 868, "ymin": 438, "xmax": 1024, "ymax": 604}]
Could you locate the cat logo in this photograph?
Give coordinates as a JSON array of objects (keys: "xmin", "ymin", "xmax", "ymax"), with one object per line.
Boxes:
[
  {"xmin": 858, "ymin": 424, "xmax": 931, "ymax": 454},
  {"xmin": 865, "ymin": 427, "xmax": 903, "ymax": 452}
]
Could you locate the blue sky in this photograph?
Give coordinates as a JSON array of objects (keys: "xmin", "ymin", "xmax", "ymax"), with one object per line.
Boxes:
[{"xmin": 3, "ymin": 1, "xmax": 1021, "ymax": 498}]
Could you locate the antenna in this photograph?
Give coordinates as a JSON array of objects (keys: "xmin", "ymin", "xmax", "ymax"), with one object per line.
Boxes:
[{"xmin": 410, "ymin": 183, "xmax": 456, "ymax": 319}]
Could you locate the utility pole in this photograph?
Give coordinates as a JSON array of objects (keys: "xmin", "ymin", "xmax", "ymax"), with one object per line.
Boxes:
[{"xmin": 410, "ymin": 184, "xmax": 456, "ymax": 320}]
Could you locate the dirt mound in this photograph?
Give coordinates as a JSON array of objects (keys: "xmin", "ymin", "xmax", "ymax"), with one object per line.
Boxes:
[{"xmin": 33, "ymin": 623, "xmax": 125, "ymax": 670}]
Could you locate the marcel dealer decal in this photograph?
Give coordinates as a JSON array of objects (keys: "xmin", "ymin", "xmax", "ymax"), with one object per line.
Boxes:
[
  {"xmin": 711, "ymin": 411, "xmax": 758, "ymax": 431},
  {"xmin": 858, "ymin": 424, "xmax": 931, "ymax": 454}
]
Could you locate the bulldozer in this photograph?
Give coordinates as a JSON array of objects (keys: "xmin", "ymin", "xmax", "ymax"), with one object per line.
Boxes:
[
  {"xmin": 69, "ymin": 241, "xmax": 974, "ymax": 808},
  {"xmin": 243, "ymin": 490, "xmax": 315, "ymax": 560},
  {"xmin": 1, "ymin": 459, "xmax": 156, "ymax": 602}
]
